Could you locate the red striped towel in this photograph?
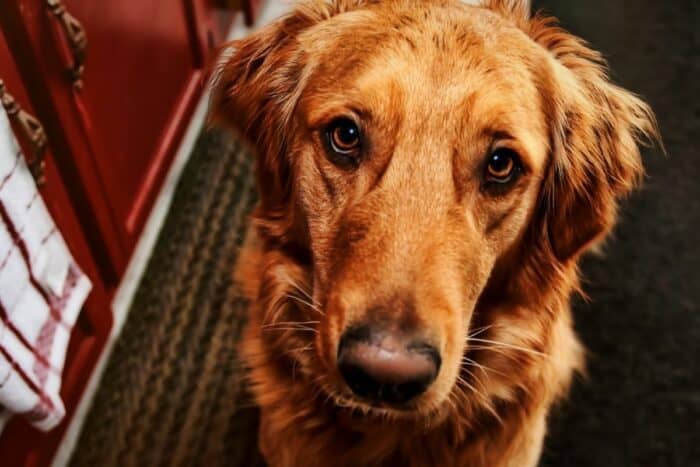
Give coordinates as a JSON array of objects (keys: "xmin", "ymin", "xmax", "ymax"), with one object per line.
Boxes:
[{"xmin": 0, "ymin": 107, "xmax": 91, "ymax": 431}]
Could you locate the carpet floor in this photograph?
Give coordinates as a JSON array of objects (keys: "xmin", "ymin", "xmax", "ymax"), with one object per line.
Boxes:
[
  {"xmin": 70, "ymin": 129, "xmax": 265, "ymax": 467},
  {"xmin": 71, "ymin": 1, "xmax": 698, "ymax": 466}
]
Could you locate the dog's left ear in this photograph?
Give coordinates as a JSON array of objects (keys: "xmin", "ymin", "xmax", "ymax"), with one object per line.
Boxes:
[{"xmin": 528, "ymin": 18, "xmax": 660, "ymax": 263}]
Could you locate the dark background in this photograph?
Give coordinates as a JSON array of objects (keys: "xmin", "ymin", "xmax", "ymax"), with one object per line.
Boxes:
[{"xmin": 531, "ymin": 1, "xmax": 700, "ymax": 466}]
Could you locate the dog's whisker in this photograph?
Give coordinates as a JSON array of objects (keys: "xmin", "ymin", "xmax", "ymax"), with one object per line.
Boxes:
[
  {"xmin": 282, "ymin": 273, "xmax": 315, "ymax": 301},
  {"xmin": 458, "ymin": 369, "xmax": 497, "ymax": 412},
  {"xmin": 467, "ymin": 337, "xmax": 550, "ymax": 359},
  {"xmin": 460, "ymin": 364, "xmax": 491, "ymax": 396},
  {"xmin": 261, "ymin": 320, "xmax": 320, "ymax": 327},
  {"xmin": 265, "ymin": 299, "xmax": 290, "ymax": 327},
  {"xmin": 260, "ymin": 322, "xmax": 318, "ymax": 329},
  {"xmin": 455, "ymin": 373, "xmax": 480, "ymax": 396},
  {"xmin": 461, "ymin": 356, "xmax": 507, "ymax": 379},
  {"xmin": 466, "ymin": 324, "xmax": 494, "ymax": 339},
  {"xmin": 446, "ymin": 388, "xmax": 466, "ymax": 420},
  {"xmin": 279, "ymin": 274, "xmax": 325, "ymax": 316},
  {"xmin": 293, "ymin": 286, "xmax": 319, "ymax": 308},
  {"xmin": 261, "ymin": 326, "xmax": 319, "ymax": 334},
  {"xmin": 467, "ymin": 345, "xmax": 533, "ymax": 363},
  {"xmin": 295, "ymin": 343, "xmax": 315, "ymax": 353},
  {"xmin": 460, "ymin": 369, "xmax": 489, "ymax": 402},
  {"xmin": 286, "ymin": 292, "xmax": 325, "ymax": 316},
  {"xmin": 454, "ymin": 375, "xmax": 502, "ymax": 423}
]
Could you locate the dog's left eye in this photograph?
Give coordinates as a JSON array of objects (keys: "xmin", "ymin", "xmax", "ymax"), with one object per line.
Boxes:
[
  {"xmin": 325, "ymin": 118, "xmax": 361, "ymax": 167},
  {"xmin": 485, "ymin": 148, "xmax": 521, "ymax": 184}
]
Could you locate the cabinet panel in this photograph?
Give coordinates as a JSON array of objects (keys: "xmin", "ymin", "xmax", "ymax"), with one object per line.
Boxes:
[
  {"xmin": 53, "ymin": 0, "xmax": 205, "ymax": 248},
  {"xmin": 0, "ymin": 34, "xmax": 105, "ymax": 296},
  {"xmin": 0, "ymin": 0, "xmax": 233, "ymax": 272},
  {"xmin": 0, "ymin": 0, "xmax": 129, "ymax": 282}
]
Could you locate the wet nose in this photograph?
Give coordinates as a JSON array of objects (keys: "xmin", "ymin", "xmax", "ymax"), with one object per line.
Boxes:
[{"xmin": 337, "ymin": 325, "xmax": 441, "ymax": 405}]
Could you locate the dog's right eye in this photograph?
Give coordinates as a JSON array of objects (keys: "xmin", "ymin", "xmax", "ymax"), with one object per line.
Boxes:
[{"xmin": 324, "ymin": 118, "xmax": 362, "ymax": 167}]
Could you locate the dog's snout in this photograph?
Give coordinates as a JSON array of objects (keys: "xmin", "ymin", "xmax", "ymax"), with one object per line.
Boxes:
[{"xmin": 337, "ymin": 326, "xmax": 441, "ymax": 405}]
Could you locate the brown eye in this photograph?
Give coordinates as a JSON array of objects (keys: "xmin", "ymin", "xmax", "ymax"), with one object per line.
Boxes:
[
  {"xmin": 485, "ymin": 148, "xmax": 520, "ymax": 183},
  {"xmin": 325, "ymin": 118, "xmax": 361, "ymax": 166}
]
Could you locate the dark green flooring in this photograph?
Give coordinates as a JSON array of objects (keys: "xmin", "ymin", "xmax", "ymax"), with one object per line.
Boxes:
[{"xmin": 70, "ymin": 130, "xmax": 265, "ymax": 467}]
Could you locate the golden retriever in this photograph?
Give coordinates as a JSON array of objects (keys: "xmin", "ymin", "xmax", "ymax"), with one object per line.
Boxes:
[{"xmin": 210, "ymin": 1, "xmax": 658, "ymax": 465}]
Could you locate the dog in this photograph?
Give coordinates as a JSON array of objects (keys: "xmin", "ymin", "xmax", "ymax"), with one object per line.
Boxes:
[{"xmin": 210, "ymin": 1, "xmax": 658, "ymax": 465}]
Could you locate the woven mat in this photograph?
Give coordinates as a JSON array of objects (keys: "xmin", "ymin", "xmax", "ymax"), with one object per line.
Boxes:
[{"xmin": 70, "ymin": 129, "xmax": 266, "ymax": 467}]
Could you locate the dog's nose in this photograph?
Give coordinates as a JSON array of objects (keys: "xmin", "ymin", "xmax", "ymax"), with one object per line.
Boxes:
[{"xmin": 337, "ymin": 326, "xmax": 441, "ymax": 405}]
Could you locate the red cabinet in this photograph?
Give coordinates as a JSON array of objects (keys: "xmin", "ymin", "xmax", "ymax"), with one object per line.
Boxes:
[
  {"xmin": 0, "ymin": 0, "xmax": 237, "ymax": 282},
  {"xmin": 44, "ymin": 0, "xmax": 215, "ymax": 252},
  {"xmin": 0, "ymin": 0, "xmax": 257, "ymax": 465}
]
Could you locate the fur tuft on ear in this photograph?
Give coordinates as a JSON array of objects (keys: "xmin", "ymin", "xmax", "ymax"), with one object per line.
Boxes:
[
  {"xmin": 208, "ymin": 13, "xmax": 312, "ymax": 215},
  {"xmin": 527, "ymin": 16, "xmax": 660, "ymax": 262},
  {"xmin": 485, "ymin": 0, "xmax": 531, "ymax": 23}
]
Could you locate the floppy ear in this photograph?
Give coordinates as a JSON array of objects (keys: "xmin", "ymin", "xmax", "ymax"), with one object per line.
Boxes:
[
  {"xmin": 208, "ymin": 11, "xmax": 314, "ymax": 223},
  {"xmin": 209, "ymin": 0, "xmax": 376, "ymax": 239},
  {"xmin": 528, "ymin": 17, "xmax": 659, "ymax": 263}
]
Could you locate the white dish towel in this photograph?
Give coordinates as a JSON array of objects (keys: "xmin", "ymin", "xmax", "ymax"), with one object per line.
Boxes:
[{"xmin": 0, "ymin": 106, "xmax": 91, "ymax": 431}]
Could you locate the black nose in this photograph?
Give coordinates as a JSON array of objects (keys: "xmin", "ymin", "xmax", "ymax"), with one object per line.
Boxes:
[{"xmin": 337, "ymin": 326, "xmax": 441, "ymax": 405}]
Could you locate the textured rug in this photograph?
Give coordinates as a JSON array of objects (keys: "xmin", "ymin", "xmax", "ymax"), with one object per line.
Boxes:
[
  {"xmin": 71, "ymin": 1, "xmax": 698, "ymax": 466},
  {"xmin": 70, "ymin": 129, "xmax": 265, "ymax": 467}
]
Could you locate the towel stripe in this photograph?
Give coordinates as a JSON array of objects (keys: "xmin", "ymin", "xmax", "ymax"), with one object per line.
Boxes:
[
  {"xmin": 0, "ymin": 200, "xmax": 70, "ymax": 330},
  {"xmin": 0, "ymin": 344, "xmax": 54, "ymax": 412},
  {"xmin": 0, "ymin": 301, "xmax": 57, "ymax": 374}
]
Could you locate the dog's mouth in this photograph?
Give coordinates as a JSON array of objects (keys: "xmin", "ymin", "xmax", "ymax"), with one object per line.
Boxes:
[
  {"xmin": 320, "ymin": 380, "xmax": 431, "ymax": 418},
  {"xmin": 315, "ymin": 374, "xmax": 455, "ymax": 425}
]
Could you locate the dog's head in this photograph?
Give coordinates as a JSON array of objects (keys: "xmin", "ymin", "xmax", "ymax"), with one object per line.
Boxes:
[{"xmin": 212, "ymin": 0, "xmax": 657, "ymax": 419}]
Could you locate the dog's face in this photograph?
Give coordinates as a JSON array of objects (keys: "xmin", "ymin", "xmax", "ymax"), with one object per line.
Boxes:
[
  {"xmin": 213, "ymin": 0, "xmax": 656, "ymax": 419},
  {"xmin": 292, "ymin": 6, "xmax": 552, "ymax": 412}
]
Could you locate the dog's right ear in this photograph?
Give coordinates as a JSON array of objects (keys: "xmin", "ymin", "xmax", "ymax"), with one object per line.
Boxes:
[{"xmin": 208, "ymin": 11, "xmax": 314, "ymax": 218}]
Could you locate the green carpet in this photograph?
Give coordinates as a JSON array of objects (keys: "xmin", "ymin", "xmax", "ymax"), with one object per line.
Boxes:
[{"xmin": 70, "ymin": 129, "xmax": 265, "ymax": 467}]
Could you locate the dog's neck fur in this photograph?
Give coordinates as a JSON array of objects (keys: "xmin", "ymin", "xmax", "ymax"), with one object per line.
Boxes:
[{"xmin": 236, "ymin": 226, "xmax": 583, "ymax": 467}]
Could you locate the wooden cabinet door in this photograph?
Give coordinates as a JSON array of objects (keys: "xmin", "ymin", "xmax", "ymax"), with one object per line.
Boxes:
[
  {"xmin": 47, "ymin": 0, "xmax": 209, "ymax": 251},
  {"xmin": 0, "ymin": 0, "xmax": 234, "ymax": 280}
]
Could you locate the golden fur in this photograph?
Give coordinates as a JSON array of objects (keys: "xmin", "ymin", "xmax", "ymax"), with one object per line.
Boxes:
[{"xmin": 210, "ymin": 1, "xmax": 658, "ymax": 465}]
